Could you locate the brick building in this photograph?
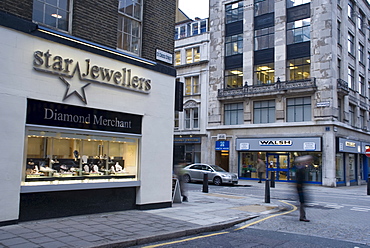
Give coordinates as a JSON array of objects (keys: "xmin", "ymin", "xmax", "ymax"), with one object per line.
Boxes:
[{"xmin": 0, "ymin": 0, "xmax": 176, "ymax": 225}]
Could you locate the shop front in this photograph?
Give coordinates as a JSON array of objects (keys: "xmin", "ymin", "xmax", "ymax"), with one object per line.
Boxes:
[
  {"xmin": 236, "ymin": 137, "xmax": 322, "ymax": 183},
  {"xmin": 0, "ymin": 24, "xmax": 175, "ymax": 224},
  {"xmin": 173, "ymin": 136, "xmax": 201, "ymax": 164},
  {"xmin": 337, "ymin": 138, "xmax": 362, "ymax": 186}
]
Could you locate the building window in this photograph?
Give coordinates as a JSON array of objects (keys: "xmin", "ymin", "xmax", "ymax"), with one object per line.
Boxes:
[
  {"xmin": 287, "ymin": 18, "xmax": 310, "ymax": 45},
  {"xmin": 225, "ymin": 1, "xmax": 243, "ymax": 24},
  {"xmin": 337, "ymin": 20, "xmax": 341, "ymax": 45},
  {"xmin": 287, "ymin": 97, "xmax": 311, "ymax": 122},
  {"xmin": 348, "ymin": 33, "xmax": 354, "ymax": 55},
  {"xmin": 338, "ymin": 98, "xmax": 342, "ymax": 122},
  {"xmin": 185, "ymin": 76, "xmax": 200, "ymax": 95},
  {"xmin": 225, "ymin": 68, "xmax": 243, "ymax": 88},
  {"xmin": 226, "ymin": 34, "xmax": 243, "ymax": 56},
  {"xmin": 337, "ymin": 58, "xmax": 341, "ymax": 79},
  {"xmin": 359, "ymin": 43, "xmax": 364, "ymax": 64},
  {"xmin": 360, "ymin": 109, "xmax": 365, "ymax": 130},
  {"xmin": 224, "ymin": 103, "xmax": 244, "ymax": 125},
  {"xmin": 347, "ymin": 0, "xmax": 355, "ymax": 21},
  {"xmin": 254, "ymin": 0, "xmax": 274, "ymax": 16},
  {"xmin": 358, "ymin": 9, "xmax": 365, "ymax": 32},
  {"xmin": 287, "ymin": 57, "xmax": 310, "ymax": 81},
  {"xmin": 349, "ymin": 104, "xmax": 355, "ymax": 126},
  {"xmin": 254, "ymin": 63, "xmax": 275, "ymax": 85},
  {"xmin": 176, "ymin": 25, "xmax": 189, "ymax": 39},
  {"xmin": 185, "ymin": 144, "xmax": 201, "ymax": 163},
  {"xmin": 348, "ymin": 67, "xmax": 354, "ymax": 89},
  {"xmin": 174, "ymin": 51, "xmax": 181, "ymax": 66},
  {"xmin": 191, "ymin": 20, "xmax": 208, "ymax": 35},
  {"xmin": 186, "ymin": 47, "xmax": 200, "ymax": 64},
  {"xmin": 32, "ymin": 0, "xmax": 71, "ymax": 31},
  {"xmin": 25, "ymin": 130, "xmax": 139, "ymax": 184},
  {"xmin": 287, "ymin": 0, "xmax": 311, "ymax": 8},
  {"xmin": 254, "ymin": 100, "xmax": 275, "ymax": 124},
  {"xmin": 117, "ymin": 0, "xmax": 143, "ymax": 55},
  {"xmin": 175, "ymin": 19, "xmax": 207, "ymax": 39},
  {"xmin": 359, "ymin": 75, "xmax": 365, "ymax": 95},
  {"xmin": 254, "ymin": 27, "xmax": 274, "ymax": 50},
  {"xmin": 184, "ymin": 108, "xmax": 199, "ymax": 129}
]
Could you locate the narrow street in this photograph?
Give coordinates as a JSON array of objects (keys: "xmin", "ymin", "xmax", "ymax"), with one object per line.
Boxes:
[{"xmin": 135, "ymin": 181, "xmax": 370, "ymax": 247}]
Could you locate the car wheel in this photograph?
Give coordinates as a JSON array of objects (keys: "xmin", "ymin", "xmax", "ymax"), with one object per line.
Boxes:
[
  {"xmin": 213, "ymin": 176, "xmax": 222, "ymax": 186},
  {"xmin": 183, "ymin": 174, "xmax": 191, "ymax": 183}
]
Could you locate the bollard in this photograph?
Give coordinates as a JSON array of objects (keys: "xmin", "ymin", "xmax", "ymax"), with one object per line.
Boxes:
[
  {"xmin": 367, "ymin": 176, "xmax": 370, "ymax": 196},
  {"xmin": 265, "ymin": 179, "xmax": 270, "ymax": 203},
  {"xmin": 270, "ymin": 171, "xmax": 275, "ymax": 188},
  {"xmin": 203, "ymin": 173, "xmax": 209, "ymax": 193}
]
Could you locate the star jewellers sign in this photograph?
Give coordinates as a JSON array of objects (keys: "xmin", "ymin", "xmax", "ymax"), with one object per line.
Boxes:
[{"xmin": 33, "ymin": 50, "xmax": 152, "ymax": 104}]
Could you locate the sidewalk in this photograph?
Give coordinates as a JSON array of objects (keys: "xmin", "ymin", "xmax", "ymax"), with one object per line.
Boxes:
[{"xmin": 0, "ymin": 180, "xmax": 367, "ymax": 248}]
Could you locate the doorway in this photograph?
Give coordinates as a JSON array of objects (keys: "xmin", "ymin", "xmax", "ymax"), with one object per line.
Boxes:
[
  {"xmin": 216, "ymin": 150, "xmax": 229, "ymax": 171},
  {"xmin": 267, "ymin": 153, "xmax": 290, "ymax": 181}
]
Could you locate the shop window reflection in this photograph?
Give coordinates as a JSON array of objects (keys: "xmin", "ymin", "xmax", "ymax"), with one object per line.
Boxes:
[{"xmin": 24, "ymin": 130, "xmax": 138, "ymax": 184}]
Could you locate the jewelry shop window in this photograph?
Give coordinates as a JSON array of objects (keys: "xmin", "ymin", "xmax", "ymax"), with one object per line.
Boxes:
[{"xmin": 24, "ymin": 130, "xmax": 139, "ymax": 185}]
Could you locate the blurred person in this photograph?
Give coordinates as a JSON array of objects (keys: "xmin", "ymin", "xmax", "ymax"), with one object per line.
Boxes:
[
  {"xmin": 256, "ymin": 158, "xmax": 266, "ymax": 183},
  {"xmin": 295, "ymin": 155, "xmax": 313, "ymax": 222},
  {"xmin": 174, "ymin": 160, "xmax": 188, "ymax": 202}
]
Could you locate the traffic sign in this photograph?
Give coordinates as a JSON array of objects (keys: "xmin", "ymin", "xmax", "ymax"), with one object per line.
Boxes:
[{"xmin": 366, "ymin": 148, "xmax": 370, "ymax": 157}]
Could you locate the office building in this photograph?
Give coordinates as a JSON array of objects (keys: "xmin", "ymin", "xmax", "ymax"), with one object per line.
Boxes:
[{"xmin": 206, "ymin": 0, "xmax": 370, "ymax": 187}]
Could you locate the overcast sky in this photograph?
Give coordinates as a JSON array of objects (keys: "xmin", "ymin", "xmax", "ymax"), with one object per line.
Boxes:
[{"xmin": 178, "ymin": 0, "xmax": 209, "ymax": 20}]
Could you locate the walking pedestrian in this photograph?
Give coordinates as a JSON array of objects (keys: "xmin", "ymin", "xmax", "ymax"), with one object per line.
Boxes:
[
  {"xmin": 256, "ymin": 158, "xmax": 266, "ymax": 183},
  {"xmin": 295, "ymin": 155, "xmax": 312, "ymax": 222},
  {"xmin": 174, "ymin": 160, "xmax": 188, "ymax": 202}
]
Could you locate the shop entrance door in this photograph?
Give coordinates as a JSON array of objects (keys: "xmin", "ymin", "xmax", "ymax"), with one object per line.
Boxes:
[{"xmin": 267, "ymin": 153, "xmax": 290, "ymax": 181}]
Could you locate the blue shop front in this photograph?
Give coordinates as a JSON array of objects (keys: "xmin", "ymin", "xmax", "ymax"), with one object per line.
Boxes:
[{"xmin": 236, "ymin": 137, "xmax": 322, "ymax": 183}]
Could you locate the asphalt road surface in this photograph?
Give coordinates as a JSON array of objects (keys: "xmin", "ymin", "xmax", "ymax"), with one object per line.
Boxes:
[{"xmin": 133, "ymin": 181, "xmax": 370, "ymax": 248}]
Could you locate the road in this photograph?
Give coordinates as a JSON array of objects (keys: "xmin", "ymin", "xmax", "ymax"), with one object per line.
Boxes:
[{"xmin": 134, "ymin": 181, "xmax": 370, "ymax": 247}]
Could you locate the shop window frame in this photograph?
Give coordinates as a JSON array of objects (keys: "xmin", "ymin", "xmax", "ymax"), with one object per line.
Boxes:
[{"xmin": 23, "ymin": 126, "xmax": 141, "ymax": 186}]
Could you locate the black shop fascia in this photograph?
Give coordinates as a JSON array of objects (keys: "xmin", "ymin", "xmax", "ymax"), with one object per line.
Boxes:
[{"xmin": 27, "ymin": 99, "xmax": 142, "ymax": 134}]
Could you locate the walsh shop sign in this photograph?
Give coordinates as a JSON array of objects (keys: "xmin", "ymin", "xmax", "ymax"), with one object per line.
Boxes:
[{"xmin": 33, "ymin": 50, "xmax": 152, "ymax": 104}]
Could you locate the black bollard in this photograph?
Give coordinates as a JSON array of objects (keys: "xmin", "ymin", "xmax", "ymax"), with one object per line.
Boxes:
[
  {"xmin": 270, "ymin": 171, "xmax": 275, "ymax": 188},
  {"xmin": 367, "ymin": 176, "xmax": 370, "ymax": 196},
  {"xmin": 265, "ymin": 179, "xmax": 270, "ymax": 203},
  {"xmin": 203, "ymin": 173, "xmax": 209, "ymax": 193}
]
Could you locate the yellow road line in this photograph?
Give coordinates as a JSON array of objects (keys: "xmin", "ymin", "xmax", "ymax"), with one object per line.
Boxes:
[
  {"xmin": 143, "ymin": 231, "xmax": 230, "ymax": 248},
  {"xmin": 142, "ymin": 201, "xmax": 296, "ymax": 247},
  {"xmin": 234, "ymin": 200, "xmax": 297, "ymax": 230}
]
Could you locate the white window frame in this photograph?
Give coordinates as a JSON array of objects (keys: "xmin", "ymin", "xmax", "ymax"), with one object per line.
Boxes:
[
  {"xmin": 183, "ymin": 101, "xmax": 199, "ymax": 130},
  {"xmin": 186, "ymin": 47, "xmax": 200, "ymax": 64},
  {"xmin": 117, "ymin": 0, "xmax": 143, "ymax": 56},
  {"xmin": 185, "ymin": 76, "xmax": 200, "ymax": 95}
]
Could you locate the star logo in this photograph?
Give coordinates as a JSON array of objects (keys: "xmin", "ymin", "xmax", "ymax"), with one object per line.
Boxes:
[{"xmin": 59, "ymin": 62, "xmax": 90, "ymax": 104}]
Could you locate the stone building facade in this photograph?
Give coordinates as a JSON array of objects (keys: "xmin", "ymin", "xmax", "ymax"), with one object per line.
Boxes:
[
  {"xmin": 173, "ymin": 17, "xmax": 210, "ymax": 164},
  {"xmin": 206, "ymin": 0, "xmax": 370, "ymax": 187}
]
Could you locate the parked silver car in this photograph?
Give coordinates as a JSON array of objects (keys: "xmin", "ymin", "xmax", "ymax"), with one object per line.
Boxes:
[{"xmin": 182, "ymin": 163, "xmax": 238, "ymax": 186}]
